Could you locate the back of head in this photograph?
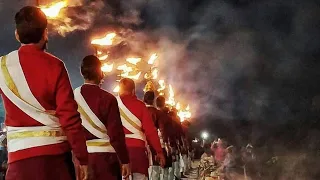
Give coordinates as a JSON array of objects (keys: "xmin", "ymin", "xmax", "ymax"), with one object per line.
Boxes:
[
  {"xmin": 15, "ymin": 6, "xmax": 47, "ymax": 44},
  {"xmin": 119, "ymin": 78, "xmax": 135, "ymax": 95},
  {"xmin": 156, "ymin": 96, "xmax": 166, "ymax": 108},
  {"xmin": 81, "ymin": 55, "xmax": 103, "ymax": 83},
  {"xmin": 144, "ymin": 91, "xmax": 155, "ymax": 105}
]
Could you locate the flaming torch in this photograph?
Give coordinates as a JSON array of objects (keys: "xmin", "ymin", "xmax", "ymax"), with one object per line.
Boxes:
[
  {"xmin": 91, "ymin": 33, "xmax": 116, "ymax": 57},
  {"xmin": 144, "ymin": 53, "xmax": 159, "ymax": 92},
  {"xmin": 40, "ymin": 1, "xmax": 67, "ymax": 19}
]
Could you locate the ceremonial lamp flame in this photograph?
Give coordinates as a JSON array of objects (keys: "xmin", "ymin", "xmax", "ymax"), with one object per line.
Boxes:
[
  {"xmin": 97, "ymin": 51, "xmax": 102, "ymax": 55},
  {"xmin": 101, "ymin": 63, "xmax": 113, "ymax": 73},
  {"xmin": 121, "ymin": 72, "xmax": 142, "ymax": 80},
  {"xmin": 117, "ymin": 64, "xmax": 133, "ymax": 73},
  {"xmin": 126, "ymin": 58, "xmax": 141, "ymax": 65},
  {"xmin": 157, "ymin": 80, "xmax": 166, "ymax": 95},
  {"xmin": 176, "ymin": 102, "xmax": 181, "ymax": 110},
  {"xmin": 178, "ymin": 104, "xmax": 192, "ymax": 122},
  {"xmin": 148, "ymin": 53, "xmax": 158, "ymax": 65},
  {"xmin": 40, "ymin": 1, "xmax": 67, "ymax": 18},
  {"xmin": 99, "ymin": 55, "xmax": 108, "ymax": 61},
  {"xmin": 91, "ymin": 33, "xmax": 116, "ymax": 46},
  {"xmin": 165, "ymin": 85, "xmax": 175, "ymax": 106}
]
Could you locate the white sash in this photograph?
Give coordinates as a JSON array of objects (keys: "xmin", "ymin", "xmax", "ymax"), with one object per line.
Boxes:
[
  {"xmin": 116, "ymin": 96, "xmax": 146, "ymax": 142},
  {"xmin": 0, "ymin": 51, "xmax": 59, "ymax": 127},
  {"xmin": 0, "ymin": 51, "xmax": 66, "ymax": 152},
  {"xmin": 74, "ymin": 87, "xmax": 108, "ymax": 139},
  {"xmin": 74, "ymin": 86, "xmax": 115, "ymax": 153}
]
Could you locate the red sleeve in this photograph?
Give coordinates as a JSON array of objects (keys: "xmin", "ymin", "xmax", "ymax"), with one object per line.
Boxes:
[
  {"xmin": 105, "ymin": 97, "xmax": 129, "ymax": 164},
  {"xmin": 141, "ymin": 105, "xmax": 163, "ymax": 154},
  {"xmin": 55, "ymin": 63, "xmax": 88, "ymax": 165}
]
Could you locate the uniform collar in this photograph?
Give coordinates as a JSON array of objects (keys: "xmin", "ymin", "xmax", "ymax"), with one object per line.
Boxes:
[{"xmin": 19, "ymin": 44, "xmax": 42, "ymax": 52}]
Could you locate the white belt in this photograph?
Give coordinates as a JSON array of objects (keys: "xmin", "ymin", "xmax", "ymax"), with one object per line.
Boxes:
[
  {"xmin": 7, "ymin": 126, "xmax": 67, "ymax": 153},
  {"xmin": 86, "ymin": 139, "xmax": 115, "ymax": 153},
  {"xmin": 125, "ymin": 132, "xmax": 146, "ymax": 142}
]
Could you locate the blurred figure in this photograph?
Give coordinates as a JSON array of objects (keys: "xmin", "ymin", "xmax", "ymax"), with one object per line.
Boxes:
[
  {"xmin": 214, "ymin": 139, "xmax": 227, "ymax": 166},
  {"xmin": 0, "ymin": 136, "xmax": 7, "ymax": 180}
]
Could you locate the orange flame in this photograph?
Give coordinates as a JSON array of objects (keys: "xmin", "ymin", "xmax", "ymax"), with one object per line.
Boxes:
[
  {"xmin": 165, "ymin": 84, "xmax": 175, "ymax": 106},
  {"xmin": 126, "ymin": 57, "xmax": 141, "ymax": 65},
  {"xmin": 178, "ymin": 104, "xmax": 192, "ymax": 122},
  {"xmin": 98, "ymin": 55, "xmax": 108, "ymax": 60},
  {"xmin": 176, "ymin": 102, "xmax": 181, "ymax": 110},
  {"xmin": 101, "ymin": 63, "xmax": 113, "ymax": 73},
  {"xmin": 148, "ymin": 53, "xmax": 158, "ymax": 65},
  {"xmin": 121, "ymin": 72, "xmax": 142, "ymax": 80},
  {"xmin": 97, "ymin": 51, "xmax": 103, "ymax": 55},
  {"xmin": 91, "ymin": 33, "xmax": 116, "ymax": 46},
  {"xmin": 151, "ymin": 69, "xmax": 158, "ymax": 79},
  {"xmin": 157, "ymin": 80, "xmax": 166, "ymax": 92},
  {"xmin": 117, "ymin": 64, "xmax": 133, "ymax": 73},
  {"xmin": 40, "ymin": 1, "xmax": 67, "ymax": 19}
]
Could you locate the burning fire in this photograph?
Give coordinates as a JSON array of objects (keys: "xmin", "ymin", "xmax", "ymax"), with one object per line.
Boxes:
[
  {"xmin": 177, "ymin": 104, "xmax": 192, "ymax": 122},
  {"xmin": 176, "ymin": 102, "xmax": 181, "ymax": 110},
  {"xmin": 97, "ymin": 51, "xmax": 102, "ymax": 55},
  {"xmin": 165, "ymin": 84, "xmax": 175, "ymax": 106},
  {"xmin": 40, "ymin": 1, "xmax": 67, "ymax": 18},
  {"xmin": 157, "ymin": 80, "xmax": 166, "ymax": 92},
  {"xmin": 91, "ymin": 33, "xmax": 116, "ymax": 46},
  {"xmin": 121, "ymin": 72, "xmax": 142, "ymax": 80},
  {"xmin": 101, "ymin": 63, "xmax": 113, "ymax": 73},
  {"xmin": 117, "ymin": 64, "xmax": 133, "ymax": 73},
  {"xmin": 113, "ymin": 85, "xmax": 120, "ymax": 93},
  {"xmin": 148, "ymin": 53, "xmax": 158, "ymax": 65},
  {"xmin": 98, "ymin": 55, "xmax": 108, "ymax": 61},
  {"xmin": 126, "ymin": 58, "xmax": 141, "ymax": 65},
  {"xmin": 151, "ymin": 69, "xmax": 158, "ymax": 79}
]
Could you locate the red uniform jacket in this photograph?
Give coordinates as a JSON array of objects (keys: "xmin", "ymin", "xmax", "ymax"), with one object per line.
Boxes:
[
  {"xmin": 1, "ymin": 45, "xmax": 88, "ymax": 165},
  {"xmin": 120, "ymin": 95, "xmax": 162, "ymax": 153},
  {"xmin": 120, "ymin": 95, "xmax": 163, "ymax": 174},
  {"xmin": 79, "ymin": 84, "xmax": 129, "ymax": 164}
]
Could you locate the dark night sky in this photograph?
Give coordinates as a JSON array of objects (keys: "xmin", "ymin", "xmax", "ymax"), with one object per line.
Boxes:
[{"xmin": 0, "ymin": 0, "xmax": 320, "ymax": 144}]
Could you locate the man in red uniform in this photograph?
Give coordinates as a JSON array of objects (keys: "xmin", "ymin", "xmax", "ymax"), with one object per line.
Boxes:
[
  {"xmin": 144, "ymin": 91, "xmax": 172, "ymax": 180},
  {"xmin": 155, "ymin": 96, "xmax": 176, "ymax": 180},
  {"xmin": 74, "ymin": 55, "xmax": 130, "ymax": 180},
  {"xmin": 0, "ymin": 6, "xmax": 88, "ymax": 180},
  {"xmin": 117, "ymin": 78, "xmax": 165, "ymax": 179}
]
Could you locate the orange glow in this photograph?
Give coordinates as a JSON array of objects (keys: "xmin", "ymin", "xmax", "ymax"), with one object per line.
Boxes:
[
  {"xmin": 98, "ymin": 55, "xmax": 108, "ymax": 60},
  {"xmin": 91, "ymin": 33, "xmax": 116, "ymax": 46},
  {"xmin": 40, "ymin": 1, "xmax": 67, "ymax": 19},
  {"xmin": 148, "ymin": 53, "xmax": 158, "ymax": 65},
  {"xmin": 126, "ymin": 57, "xmax": 141, "ymax": 65},
  {"xmin": 101, "ymin": 63, "xmax": 113, "ymax": 73}
]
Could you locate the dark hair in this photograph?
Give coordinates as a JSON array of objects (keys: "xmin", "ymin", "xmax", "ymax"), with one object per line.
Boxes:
[
  {"xmin": 15, "ymin": 6, "xmax": 47, "ymax": 44},
  {"xmin": 156, "ymin": 96, "xmax": 166, "ymax": 108},
  {"xmin": 80, "ymin": 55, "xmax": 102, "ymax": 81},
  {"xmin": 119, "ymin": 78, "xmax": 135, "ymax": 92},
  {"xmin": 144, "ymin": 91, "xmax": 155, "ymax": 105}
]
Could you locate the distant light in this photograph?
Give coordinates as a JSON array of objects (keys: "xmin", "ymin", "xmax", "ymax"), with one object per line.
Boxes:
[{"xmin": 201, "ymin": 131, "xmax": 209, "ymax": 140}]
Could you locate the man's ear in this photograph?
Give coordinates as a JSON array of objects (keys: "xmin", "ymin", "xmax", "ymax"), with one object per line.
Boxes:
[
  {"xmin": 15, "ymin": 29, "xmax": 20, "ymax": 43},
  {"xmin": 43, "ymin": 28, "xmax": 48, "ymax": 41}
]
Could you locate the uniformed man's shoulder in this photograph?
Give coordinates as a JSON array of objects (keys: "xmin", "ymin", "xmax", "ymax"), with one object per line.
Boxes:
[
  {"xmin": 135, "ymin": 99, "xmax": 148, "ymax": 107},
  {"xmin": 39, "ymin": 52, "xmax": 67, "ymax": 69},
  {"xmin": 100, "ymin": 89, "xmax": 117, "ymax": 101}
]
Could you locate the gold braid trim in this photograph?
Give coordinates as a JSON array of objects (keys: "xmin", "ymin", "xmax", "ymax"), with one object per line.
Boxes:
[
  {"xmin": 77, "ymin": 105, "xmax": 107, "ymax": 133},
  {"xmin": 7, "ymin": 130, "xmax": 65, "ymax": 140},
  {"xmin": 86, "ymin": 141, "xmax": 111, "ymax": 147},
  {"xmin": 119, "ymin": 108, "xmax": 142, "ymax": 132}
]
